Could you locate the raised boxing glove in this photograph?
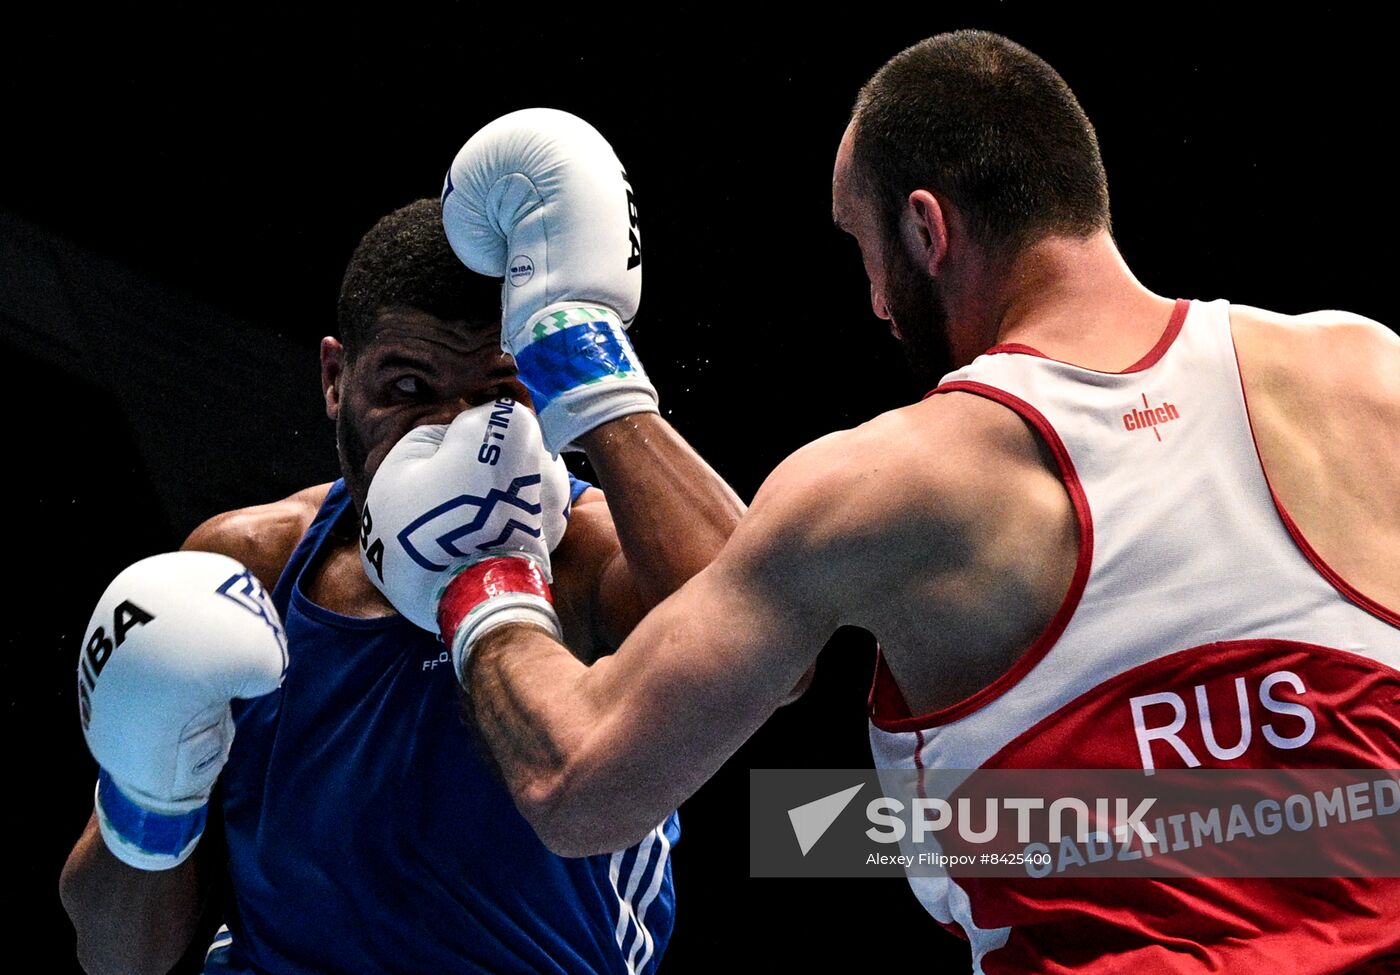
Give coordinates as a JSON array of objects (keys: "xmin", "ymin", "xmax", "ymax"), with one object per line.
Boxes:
[{"xmin": 442, "ymin": 108, "xmax": 658, "ymax": 455}]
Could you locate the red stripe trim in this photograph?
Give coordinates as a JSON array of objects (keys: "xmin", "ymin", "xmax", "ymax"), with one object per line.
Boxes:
[
  {"xmin": 436, "ymin": 556, "xmax": 554, "ymax": 639},
  {"xmin": 1121, "ymin": 298, "xmax": 1190, "ymax": 372},
  {"xmin": 981, "ymin": 298, "xmax": 1190, "ymax": 374},
  {"xmin": 1229, "ymin": 332, "xmax": 1400, "ymax": 629},
  {"xmin": 980, "ymin": 341, "xmax": 1047, "ymax": 359},
  {"xmin": 868, "ymin": 380, "xmax": 1094, "ymax": 732},
  {"xmin": 938, "ymin": 918, "xmax": 970, "ymax": 943}
]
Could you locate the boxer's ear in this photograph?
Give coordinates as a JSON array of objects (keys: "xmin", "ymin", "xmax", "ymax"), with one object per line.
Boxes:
[
  {"xmin": 904, "ymin": 189, "xmax": 950, "ymax": 277},
  {"xmin": 320, "ymin": 337, "xmax": 345, "ymax": 419}
]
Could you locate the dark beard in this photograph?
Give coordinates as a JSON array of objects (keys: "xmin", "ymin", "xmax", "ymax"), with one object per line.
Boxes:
[
  {"xmin": 884, "ymin": 234, "xmax": 954, "ymax": 390},
  {"xmin": 335, "ymin": 407, "xmax": 372, "ymax": 510}
]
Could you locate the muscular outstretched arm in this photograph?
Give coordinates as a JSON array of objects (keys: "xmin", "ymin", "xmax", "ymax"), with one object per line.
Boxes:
[
  {"xmin": 562, "ymin": 415, "xmax": 815, "ymax": 701},
  {"xmin": 466, "ymin": 428, "xmax": 912, "ymax": 855}
]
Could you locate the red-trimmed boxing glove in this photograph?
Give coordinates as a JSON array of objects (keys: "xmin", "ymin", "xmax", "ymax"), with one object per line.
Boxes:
[
  {"xmin": 359, "ymin": 399, "xmax": 571, "ymax": 682},
  {"xmin": 435, "ymin": 556, "xmax": 559, "ymax": 682}
]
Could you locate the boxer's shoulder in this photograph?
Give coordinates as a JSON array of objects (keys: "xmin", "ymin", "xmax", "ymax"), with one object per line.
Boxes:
[
  {"xmin": 740, "ymin": 395, "xmax": 1056, "ymax": 602},
  {"xmin": 1229, "ymin": 301, "xmax": 1390, "ymax": 334},
  {"xmin": 550, "ymin": 484, "xmax": 608, "ymax": 566},
  {"xmin": 547, "ymin": 486, "xmax": 607, "ymax": 592},
  {"xmin": 568, "ymin": 485, "xmax": 607, "ymax": 512},
  {"xmin": 1230, "ymin": 304, "xmax": 1400, "ymax": 606},
  {"xmin": 761, "ymin": 394, "xmax": 1047, "ymax": 521},
  {"xmin": 848, "ymin": 393, "xmax": 1054, "ymax": 508},
  {"xmin": 181, "ymin": 483, "xmax": 334, "ymax": 590},
  {"xmin": 1231, "ymin": 303, "xmax": 1399, "ymax": 390},
  {"xmin": 1231, "ymin": 303, "xmax": 1400, "ymax": 444},
  {"xmin": 553, "ymin": 485, "xmax": 609, "ymax": 564}
]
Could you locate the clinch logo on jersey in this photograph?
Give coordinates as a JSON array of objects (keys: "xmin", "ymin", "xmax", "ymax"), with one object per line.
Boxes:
[{"xmin": 1123, "ymin": 393, "xmax": 1181, "ymax": 441}]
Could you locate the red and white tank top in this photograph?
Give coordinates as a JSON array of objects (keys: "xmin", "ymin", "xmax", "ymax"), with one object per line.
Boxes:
[{"xmin": 868, "ymin": 297, "xmax": 1400, "ymax": 973}]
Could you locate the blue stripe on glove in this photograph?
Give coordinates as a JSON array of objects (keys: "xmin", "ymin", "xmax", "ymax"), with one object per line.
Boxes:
[
  {"xmin": 97, "ymin": 768, "xmax": 207, "ymax": 859},
  {"xmin": 513, "ymin": 315, "xmax": 642, "ymax": 414}
]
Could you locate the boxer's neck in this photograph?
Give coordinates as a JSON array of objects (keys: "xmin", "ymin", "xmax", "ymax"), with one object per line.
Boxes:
[
  {"xmin": 949, "ymin": 231, "xmax": 1168, "ymax": 370},
  {"xmin": 301, "ymin": 525, "xmax": 401, "ymax": 620}
]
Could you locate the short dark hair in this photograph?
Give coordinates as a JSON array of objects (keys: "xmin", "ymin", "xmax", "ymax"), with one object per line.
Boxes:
[
  {"xmin": 336, "ymin": 198, "xmax": 502, "ymax": 359},
  {"xmin": 850, "ymin": 31, "xmax": 1110, "ymax": 258}
]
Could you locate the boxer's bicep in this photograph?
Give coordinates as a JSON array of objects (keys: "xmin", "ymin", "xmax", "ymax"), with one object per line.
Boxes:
[
  {"xmin": 522, "ymin": 525, "xmax": 834, "ymax": 855},
  {"xmin": 527, "ymin": 441, "xmax": 874, "ymax": 852}
]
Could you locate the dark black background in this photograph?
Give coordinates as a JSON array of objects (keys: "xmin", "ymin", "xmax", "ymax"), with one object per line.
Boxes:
[{"xmin": 6, "ymin": 7, "xmax": 1396, "ymax": 971}]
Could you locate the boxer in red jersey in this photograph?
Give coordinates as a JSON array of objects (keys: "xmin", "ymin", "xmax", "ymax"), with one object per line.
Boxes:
[{"xmin": 373, "ymin": 32, "xmax": 1400, "ymax": 972}]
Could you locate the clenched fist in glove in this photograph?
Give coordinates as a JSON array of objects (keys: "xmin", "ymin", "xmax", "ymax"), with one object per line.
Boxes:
[
  {"xmin": 359, "ymin": 399, "xmax": 571, "ymax": 683},
  {"xmin": 78, "ymin": 552, "xmax": 287, "ymax": 870},
  {"xmin": 442, "ymin": 108, "xmax": 658, "ymax": 455}
]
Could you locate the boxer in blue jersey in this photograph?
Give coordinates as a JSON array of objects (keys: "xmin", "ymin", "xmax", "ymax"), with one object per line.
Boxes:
[{"xmin": 60, "ymin": 196, "xmax": 750, "ymax": 974}]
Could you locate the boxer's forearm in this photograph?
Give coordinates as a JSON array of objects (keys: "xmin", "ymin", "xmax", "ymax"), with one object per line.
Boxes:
[
  {"xmin": 467, "ymin": 547, "xmax": 827, "ymax": 856},
  {"xmin": 469, "ymin": 622, "xmax": 735, "ymax": 858},
  {"xmin": 579, "ymin": 413, "xmax": 744, "ymax": 607},
  {"xmin": 463, "ymin": 426, "xmax": 859, "ymax": 857},
  {"xmin": 465, "ymin": 625, "xmax": 609, "ymax": 854},
  {"xmin": 60, "ymin": 814, "xmax": 205, "ymax": 975}
]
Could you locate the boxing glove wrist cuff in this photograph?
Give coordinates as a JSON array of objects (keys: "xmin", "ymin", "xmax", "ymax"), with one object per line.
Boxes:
[
  {"xmin": 437, "ymin": 557, "xmax": 562, "ymax": 685},
  {"xmin": 539, "ymin": 386, "xmax": 661, "ymax": 455},
  {"xmin": 94, "ymin": 769, "xmax": 207, "ymax": 871},
  {"xmin": 512, "ymin": 304, "xmax": 659, "ymax": 454}
]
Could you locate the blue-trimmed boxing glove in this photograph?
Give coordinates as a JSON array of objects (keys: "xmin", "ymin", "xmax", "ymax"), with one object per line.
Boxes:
[
  {"xmin": 77, "ymin": 552, "xmax": 287, "ymax": 869},
  {"xmin": 442, "ymin": 108, "xmax": 658, "ymax": 455}
]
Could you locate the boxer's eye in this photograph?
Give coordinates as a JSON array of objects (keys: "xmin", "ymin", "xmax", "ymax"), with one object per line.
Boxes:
[
  {"xmin": 480, "ymin": 382, "xmax": 532, "ymax": 408},
  {"xmin": 392, "ymin": 376, "xmax": 427, "ymax": 398},
  {"xmin": 481, "ymin": 384, "xmax": 516, "ymax": 403}
]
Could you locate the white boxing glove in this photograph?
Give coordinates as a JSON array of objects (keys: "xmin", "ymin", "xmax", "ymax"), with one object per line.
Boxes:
[
  {"xmin": 442, "ymin": 108, "xmax": 658, "ymax": 455},
  {"xmin": 359, "ymin": 399, "xmax": 571, "ymax": 682},
  {"xmin": 78, "ymin": 551, "xmax": 288, "ymax": 870}
]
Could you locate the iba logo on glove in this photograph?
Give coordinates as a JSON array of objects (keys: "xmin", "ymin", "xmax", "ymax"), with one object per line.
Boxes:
[
  {"xmin": 78, "ymin": 599, "xmax": 155, "ymax": 731},
  {"xmin": 508, "ymin": 254, "xmax": 535, "ymax": 287}
]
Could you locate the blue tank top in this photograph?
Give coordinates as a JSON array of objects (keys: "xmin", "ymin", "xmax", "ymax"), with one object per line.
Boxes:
[{"xmin": 205, "ymin": 478, "xmax": 679, "ymax": 975}]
